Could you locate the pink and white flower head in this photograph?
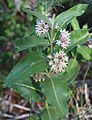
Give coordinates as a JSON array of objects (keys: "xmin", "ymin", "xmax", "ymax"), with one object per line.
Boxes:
[
  {"xmin": 35, "ymin": 19, "xmax": 50, "ymax": 36},
  {"xmin": 56, "ymin": 29, "xmax": 71, "ymax": 49},
  {"xmin": 48, "ymin": 50, "xmax": 68, "ymax": 73},
  {"xmin": 35, "ymin": 12, "xmax": 51, "ymax": 36}
]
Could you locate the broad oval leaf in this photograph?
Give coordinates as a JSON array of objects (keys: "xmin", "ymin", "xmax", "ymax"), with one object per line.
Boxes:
[
  {"xmin": 23, "ymin": 8, "xmax": 52, "ymax": 28},
  {"xmin": 4, "ymin": 51, "xmax": 48, "ymax": 101},
  {"xmin": 40, "ymin": 72, "xmax": 69, "ymax": 119},
  {"xmin": 40, "ymin": 60, "xmax": 80, "ymax": 119},
  {"xmin": 66, "ymin": 58, "xmax": 80, "ymax": 83},
  {"xmin": 66, "ymin": 29, "xmax": 89, "ymax": 53},
  {"xmin": 15, "ymin": 35, "xmax": 49, "ymax": 52},
  {"xmin": 77, "ymin": 45, "xmax": 92, "ymax": 60},
  {"xmin": 55, "ymin": 4, "xmax": 88, "ymax": 28}
]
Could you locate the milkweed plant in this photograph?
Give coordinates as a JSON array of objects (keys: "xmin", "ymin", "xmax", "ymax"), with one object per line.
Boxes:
[{"xmin": 4, "ymin": 4, "xmax": 92, "ymax": 120}]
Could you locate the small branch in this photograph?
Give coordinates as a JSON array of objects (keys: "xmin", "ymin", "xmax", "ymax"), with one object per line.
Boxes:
[
  {"xmin": 15, "ymin": 113, "xmax": 33, "ymax": 119},
  {"xmin": 85, "ymin": 83, "xmax": 90, "ymax": 105},
  {"xmin": 2, "ymin": 113, "xmax": 14, "ymax": 119},
  {"xmin": 2, "ymin": 113, "xmax": 34, "ymax": 120},
  {"xmin": 0, "ymin": 97, "xmax": 31, "ymax": 111}
]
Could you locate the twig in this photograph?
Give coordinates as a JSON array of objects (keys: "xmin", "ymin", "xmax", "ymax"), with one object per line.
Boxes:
[
  {"xmin": 2, "ymin": 113, "xmax": 34, "ymax": 120},
  {"xmin": 0, "ymin": 97, "xmax": 31, "ymax": 111},
  {"xmin": 2, "ymin": 113, "xmax": 14, "ymax": 119},
  {"xmin": 85, "ymin": 83, "xmax": 90, "ymax": 105},
  {"xmin": 15, "ymin": 113, "xmax": 33, "ymax": 119}
]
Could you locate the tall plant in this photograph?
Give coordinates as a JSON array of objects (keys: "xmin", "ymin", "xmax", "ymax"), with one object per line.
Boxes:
[{"xmin": 4, "ymin": 4, "xmax": 91, "ymax": 119}]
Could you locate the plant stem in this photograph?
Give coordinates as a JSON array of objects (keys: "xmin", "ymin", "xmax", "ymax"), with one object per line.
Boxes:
[
  {"xmin": 50, "ymin": 24, "xmax": 54, "ymax": 55},
  {"xmin": 47, "ymin": 31, "xmax": 51, "ymax": 42},
  {"xmin": 51, "ymin": 43, "xmax": 53, "ymax": 54},
  {"xmin": 81, "ymin": 65, "xmax": 90, "ymax": 110},
  {"xmin": 45, "ymin": 99, "xmax": 52, "ymax": 120},
  {"xmin": 47, "ymin": 31, "xmax": 53, "ymax": 54}
]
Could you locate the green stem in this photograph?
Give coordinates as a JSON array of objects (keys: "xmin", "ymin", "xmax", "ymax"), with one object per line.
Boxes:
[
  {"xmin": 47, "ymin": 31, "xmax": 51, "ymax": 42},
  {"xmin": 81, "ymin": 65, "xmax": 90, "ymax": 110},
  {"xmin": 47, "ymin": 31, "xmax": 53, "ymax": 54},
  {"xmin": 45, "ymin": 99, "xmax": 52, "ymax": 120},
  {"xmin": 51, "ymin": 28, "xmax": 53, "ymax": 41},
  {"xmin": 51, "ymin": 43, "xmax": 53, "ymax": 55},
  {"xmin": 50, "ymin": 24, "xmax": 54, "ymax": 55}
]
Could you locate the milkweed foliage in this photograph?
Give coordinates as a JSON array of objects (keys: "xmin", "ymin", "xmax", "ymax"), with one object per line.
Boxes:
[{"xmin": 3, "ymin": 2, "xmax": 92, "ymax": 119}]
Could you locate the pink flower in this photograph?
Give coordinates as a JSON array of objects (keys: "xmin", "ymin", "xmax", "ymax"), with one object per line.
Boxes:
[
  {"xmin": 56, "ymin": 40, "xmax": 62, "ymax": 46},
  {"xmin": 49, "ymin": 60, "xmax": 53, "ymax": 65},
  {"xmin": 35, "ymin": 12, "xmax": 52, "ymax": 36},
  {"xmin": 48, "ymin": 51, "xmax": 68, "ymax": 73},
  {"xmin": 47, "ymin": 55, "xmax": 52, "ymax": 59},
  {"xmin": 53, "ymin": 58, "xmax": 58, "ymax": 63},
  {"xmin": 56, "ymin": 29, "xmax": 71, "ymax": 49},
  {"xmin": 35, "ymin": 19, "xmax": 50, "ymax": 36},
  {"xmin": 54, "ymin": 52, "xmax": 60, "ymax": 58}
]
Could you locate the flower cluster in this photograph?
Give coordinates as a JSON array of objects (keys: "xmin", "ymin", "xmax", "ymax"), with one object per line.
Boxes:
[
  {"xmin": 48, "ymin": 51, "xmax": 68, "ymax": 73},
  {"xmin": 31, "ymin": 72, "xmax": 45, "ymax": 82},
  {"xmin": 35, "ymin": 12, "xmax": 51, "ymax": 36},
  {"xmin": 35, "ymin": 15, "xmax": 70, "ymax": 74},
  {"xmin": 35, "ymin": 19, "xmax": 50, "ymax": 36},
  {"xmin": 56, "ymin": 29, "xmax": 70, "ymax": 49}
]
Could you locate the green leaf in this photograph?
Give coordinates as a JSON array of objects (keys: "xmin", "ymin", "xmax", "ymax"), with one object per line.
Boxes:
[
  {"xmin": 40, "ymin": 72, "xmax": 69, "ymax": 119},
  {"xmin": 66, "ymin": 29, "xmax": 89, "ymax": 53},
  {"xmin": 24, "ymin": 25, "xmax": 35, "ymax": 37},
  {"xmin": 82, "ymin": 24, "xmax": 88, "ymax": 29},
  {"xmin": 40, "ymin": 59, "xmax": 80, "ymax": 119},
  {"xmin": 0, "ymin": 36, "xmax": 6, "ymax": 41},
  {"xmin": 66, "ymin": 58, "xmax": 80, "ymax": 83},
  {"xmin": 71, "ymin": 18, "xmax": 80, "ymax": 30},
  {"xmin": 55, "ymin": 4, "xmax": 88, "ymax": 28},
  {"xmin": 40, "ymin": 105, "xmax": 58, "ymax": 120},
  {"xmin": 4, "ymin": 51, "xmax": 48, "ymax": 101},
  {"xmin": 15, "ymin": 35, "xmax": 49, "ymax": 52},
  {"xmin": 23, "ymin": 8, "xmax": 52, "ymax": 28},
  {"xmin": 26, "ymin": 114, "xmax": 40, "ymax": 120},
  {"xmin": 77, "ymin": 45, "xmax": 92, "ymax": 60}
]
